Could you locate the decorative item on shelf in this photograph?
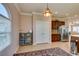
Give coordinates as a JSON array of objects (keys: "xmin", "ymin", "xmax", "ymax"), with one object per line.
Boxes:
[{"xmin": 43, "ymin": 3, "xmax": 52, "ymax": 17}]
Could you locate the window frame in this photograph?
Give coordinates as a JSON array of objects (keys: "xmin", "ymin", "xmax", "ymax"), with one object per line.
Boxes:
[{"xmin": 0, "ymin": 4, "xmax": 11, "ymax": 51}]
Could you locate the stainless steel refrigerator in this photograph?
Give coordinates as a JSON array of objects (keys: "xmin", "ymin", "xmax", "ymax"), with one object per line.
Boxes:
[{"xmin": 58, "ymin": 25, "xmax": 70, "ymax": 42}]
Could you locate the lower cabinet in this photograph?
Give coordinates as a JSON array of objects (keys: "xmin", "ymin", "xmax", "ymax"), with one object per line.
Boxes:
[
  {"xmin": 71, "ymin": 36, "xmax": 79, "ymax": 54},
  {"xmin": 77, "ymin": 41, "xmax": 79, "ymax": 53},
  {"xmin": 52, "ymin": 34, "xmax": 60, "ymax": 42}
]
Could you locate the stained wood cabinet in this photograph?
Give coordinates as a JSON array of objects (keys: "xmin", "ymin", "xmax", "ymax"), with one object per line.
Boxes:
[
  {"xmin": 77, "ymin": 41, "xmax": 79, "ymax": 53},
  {"xmin": 52, "ymin": 34, "xmax": 60, "ymax": 42},
  {"xmin": 52, "ymin": 20, "xmax": 65, "ymax": 29},
  {"xmin": 59, "ymin": 21, "xmax": 65, "ymax": 26},
  {"xmin": 71, "ymin": 36, "xmax": 79, "ymax": 53},
  {"xmin": 52, "ymin": 21, "xmax": 59, "ymax": 29},
  {"xmin": 51, "ymin": 20, "xmax": 65, "ymax": 42}
]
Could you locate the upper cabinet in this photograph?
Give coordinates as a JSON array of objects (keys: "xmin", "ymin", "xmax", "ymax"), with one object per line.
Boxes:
[
  {"xmin": 52, "ymin": 20, "xmax": 59, "ymax": 29},
  {"xmin": 59, "ymin": 21, "xmax": 65, "ymax": 26},
  {"xmin": 52, "ymin": 20, "xmax": 65, "ymax": 29}
]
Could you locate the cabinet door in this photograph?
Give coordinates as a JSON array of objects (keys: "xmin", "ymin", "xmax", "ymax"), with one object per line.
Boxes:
[
  {"xmin": 52, "ymin": 34, "xmax": 60, "ymax": 42},
  {"xmin": 52, "ymin": 21, "xmax": 59, "ymax": 29},
  {"xmin": 77, "ymin": 41, "xmax": 79, "ymax": 53},
  {"xmin": 52, "ymin": 21, "xmax": 56, "ymax": 29}
]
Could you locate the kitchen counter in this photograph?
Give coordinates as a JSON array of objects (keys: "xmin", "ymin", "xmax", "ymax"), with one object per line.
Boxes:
[
  {"xmin": 71, "ymin": 35, "xmax": 79, "ymax": 42},
  {"xmin": 71, "ymin": 35, "xmax": 79, "ymax": 37},
  {"xmin": 71, "ymin": 35, "xmax": 79, "ymax": 53}
]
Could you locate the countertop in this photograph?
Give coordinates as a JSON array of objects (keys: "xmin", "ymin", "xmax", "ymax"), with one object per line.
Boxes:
[{"xmin": 71, "ymin": 35, "xmax": 79, "ymax": 37}]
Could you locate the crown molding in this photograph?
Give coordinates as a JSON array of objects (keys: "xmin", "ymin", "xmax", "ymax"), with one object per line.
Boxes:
[
  {"xmin": 14, "ymin": 4, "xmax": 21, "ymax": 14},
  {"xmin": 20, "ymin": 12, "xmax": 43, "ymax": 16},
  {"xmin": 20, "ymin": 12, "xmax": 32, "ymax": 16},
  {"xmin": 32, "ymin": 12, "xmax": 43, "ymax": 15},
  {"xmin": 13, "ymin": 4, "xmax": 79, "ymax": 18},
  {"xmin": 14, "ymin": 4, "xmax": 45, "ymax": 16}
]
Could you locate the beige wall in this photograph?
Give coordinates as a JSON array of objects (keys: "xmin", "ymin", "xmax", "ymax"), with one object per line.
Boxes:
[
  {"xmin": 0, "ymin": 4, "xmax": 20, "ymax": 56},
  {"xmin": 19, "ymin": 14, "xmax": 51, "ymax": 45},
  {"xmin": 19, "ymin": 15, "xmax": 32, "ymax": 33}
]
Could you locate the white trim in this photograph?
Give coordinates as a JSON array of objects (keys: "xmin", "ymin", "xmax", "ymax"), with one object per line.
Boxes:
[
  {"xmin": 20, "ymin": 12, "xmax": 43, "ymax": 16},
  {"xmin": 20, "ymin": 12, "xmax": 32, "ymax": 16},
  {"xmin": 32, "ymin": 12, "xmax": 43, "ymax": 15}
]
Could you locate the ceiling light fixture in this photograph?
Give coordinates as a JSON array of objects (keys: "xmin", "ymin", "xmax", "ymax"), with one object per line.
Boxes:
[{"xmin": 43, "ymin": 3, "xmax": 52, "ymax": 17}]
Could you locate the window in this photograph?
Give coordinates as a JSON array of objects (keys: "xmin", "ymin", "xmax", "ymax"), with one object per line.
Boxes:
[
  {"xmin": 0, "ymin": 4, "xmax": 9, "ymax": 18},
  {"xmin": 0, "ymin": 4, "xmax": 11, "ymax": 51},
  {"xmin": 72, "ymin": 25, "xmax": 79, "ymax": 33}
]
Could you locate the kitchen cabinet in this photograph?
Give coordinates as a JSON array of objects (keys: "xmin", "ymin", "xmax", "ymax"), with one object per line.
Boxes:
[
  {"xmin": 51, "ymin": 20, "xmax": 65, "ymax": 42},
  {"xmin": 52, "ymin": 34, "xmax": 60, "ymax": 42},
  {"xmin": 52, "ymin": 20, "xmax": 59, "ymax": 29},
  {"xmin": 71, "ymin": 36, "xmax": 79, "ymax": 54},
  {"xmin": 59, "ymin": 21, "xmax": 65, "ymax": 26},
  {"xmin": 52, "ymin": 20, "xmax": 65, "ymax": 29}
]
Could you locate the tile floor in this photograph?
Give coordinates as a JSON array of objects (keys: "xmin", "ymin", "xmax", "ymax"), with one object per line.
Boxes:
[{"xmin": 17, "ymin": 42, "xmax": 70, "ymax": 54}]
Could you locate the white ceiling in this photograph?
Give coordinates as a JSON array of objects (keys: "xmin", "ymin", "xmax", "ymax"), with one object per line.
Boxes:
[{"xmin": 14, "ymin": 3, "xmax": 79, "ymax": 17}]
